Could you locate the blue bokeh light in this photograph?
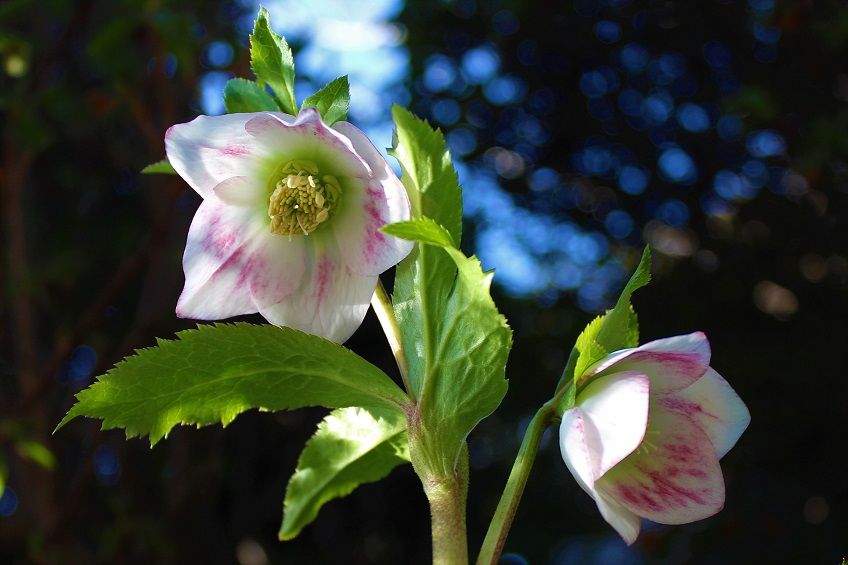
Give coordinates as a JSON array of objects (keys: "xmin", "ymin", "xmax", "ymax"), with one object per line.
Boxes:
[
  {"xmin": 431, "ymin": 98, "xmax": 461, "ymax": 125},
  {"xmin": 676, "ymin": 102, "xmax": 710, "ymax": 132},
  {"xmin": 66, "ymin": 345, "xmax": 97, "ymax": 383},
  {"xmin": 619, "ymin": 43, "xmax": 650, "ymax": 74},
  {"xmin": 446, "ymin": 127, "xmax": 477, "ymax": 156},
  {"xmin": 605, "ymin": 210, "xmax": 635, "ymax": 239},
  {"xmin": 0, "ymin": 488, "xmax": 18, "ymax": 517},
  {"xmin": 206, "ymin": 41, "xmax": 234, "ymax": 67},
  {"xmin": 594, "ymin": 20, "xmax": 622, "ymax": 44},
  {"xmin": 658, "ymin": 147, "xmax": 698, "ymax": 184},
  {"xmin": 94, "ymin": 446, "xmax": 121, "ymax": 485},
  {"xmin": 462, "ymin": 45, "xmax": 501, "ymax": 84},
  {"xmin": 717, "ymin": 114, "xmax": 743, "ymax": 141},
  {"xmin": 656, "ymin": 198, "xmax": 690, "ymax": 227},
  {"xmin": 618, "ymin": 165, "xmax": 650, "ymax": 195},
  {"xmin": 423, "ymin": 55, "xmax": 457, "ymax": 92},
  {"xmin": 746, "ymin": 129, "xmax": 786, "ymax": 157},
  {"xmin": 579, "ymin": 70, "xmax": 610, "ymax": 99},
  {"xmin": 484, "ymin": 75, "xmax": 527, "ymax": 105},
  {"xmin": 199, "ymin": 70, "xmax": 231, "ymax": 115}
]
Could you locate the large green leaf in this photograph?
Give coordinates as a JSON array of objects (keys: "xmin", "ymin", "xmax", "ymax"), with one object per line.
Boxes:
[
  {"xmin": 249, "ymin": 7, "xmax": 297, "ymax": 115},
  {"xmin": 280, "ymin": 406, "xmax": 409, "ymax": 540},
  {"xmin": 223, "ymin": 78, "xmax": 279, "ymax": 113},
  {"xmin": 57, "ymin": 323, "xmax": 409, "ymax": 445},
  {"xmin": 389, "ymin": 106, "xmax": 463, "ymax": 398},
  {"xmin": 301, "ymin": 75, "xmax": 350, "ymax": 125},
  {"xmin": 384, "ymin": 218, "xmax": 511, "ymax": 475}
]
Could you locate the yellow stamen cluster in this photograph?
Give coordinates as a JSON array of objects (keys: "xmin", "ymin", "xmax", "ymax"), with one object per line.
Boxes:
[{"xmin": 268, "ymin": 160, "xmax": 340, "ymax": 236}]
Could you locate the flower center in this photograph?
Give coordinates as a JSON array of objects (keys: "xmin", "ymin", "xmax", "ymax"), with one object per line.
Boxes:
[{"xmin": 268, "ymin": 160, "xmax": 341, "ymax": 236}]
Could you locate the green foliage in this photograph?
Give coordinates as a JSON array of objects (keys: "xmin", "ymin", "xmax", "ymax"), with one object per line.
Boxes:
[
  {"xmin": 301, "ymin": 75, "xmax": 350, "ymax": 125},
  {"xmin": 14, "ymin": 439, "xmax": 55, "ymax": 470},
  {"xmin": 280, "ymin": 407, "xmax": 409, "ymax": 540},
  {"xmin": 249, "ymin": 6, "xmax": 297, "ymax": 115},
  {"xmin": 223, "ymin": 78, "xmax": 279, "ymax": 113},
  {"xmin": 140, "ymin": 159, "xmax": 176, "ymax": 175},
  {"xmin": 560, "ymin": 247, "xmax": 652, "ymax": 409},
  {"xmin": 57, "ymin": 324, "xmax": 409, "ymax": 446},
  {"xmin": 389, "ymin": 106, "xmax": 463, "ymax": 398},
  {"xmin": 386, "ymin": 217, "xmax": 511, "ymax": 475},
  {"xmin": 382, "ymin": 217, "xmax": 455, "ymax": 248}
]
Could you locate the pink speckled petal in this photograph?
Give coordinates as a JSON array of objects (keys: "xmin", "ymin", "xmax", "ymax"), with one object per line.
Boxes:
[
  {"xmin": 331, "ymin": 122, "xmax": 413, "ymax": 275},
  {"xmin": 244, "ymin": 109, "xmax": 370, "ymax": 180},
  {"xmin": 587, "ymin": 332, "xmax": 711, "ymax": 394},
  {"xmin": 595, "ymin": 490, "xmax": 642, "ymax": 545},
  {"xmin": 177, "ymin": 197, "xmax": 306, "ymax": 321},
  {"xmin": 166, "ymin": 113, "xmax": 270, "ymax": 198},
  {"xmin": 596, "ymin": 410, "xmax": 725, "ymax": 525},
  {"xmin": 579, "ymin": 371, "xmax": 650, "ymax": 478},
  {"xmin": 663, "ymin": 368, "xmax": 751, "ymax": 459},
  {"xmin": 177, "ymin": 197, "xmax": 268, "ymax": 319},
  {"xmin": 257, "ymin": 239, "xmax": 376, "ymax": 343}
]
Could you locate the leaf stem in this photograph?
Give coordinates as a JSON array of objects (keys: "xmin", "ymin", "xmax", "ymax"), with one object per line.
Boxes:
[
  {"xmin": 370, "ymin": 279, "xmax": 413, "ymax": 396},
  {"xmin": 475, "ymin": 394, "xmax": 562, "ymax": 565}
]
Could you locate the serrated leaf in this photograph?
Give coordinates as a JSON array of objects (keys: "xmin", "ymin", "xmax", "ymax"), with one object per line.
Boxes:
[
  {"xmin": 301, "ymin": 76, "xmax": 350, "ymax": 125},
  {"xmin": 141, "ymin": 159, "xmax": 176, "ymax": 175},
  {"xmin": 14, "ymin": 440, "xmax": 55, "ymax": 470},
  {"xmin": 280, "ymin": 406, "xmax": 409, "ymax": 540},
  {"xmin": 57, "ymin": 323, "xmax": 408, "ymax": 446},
  {"xmin": 390, "ymin": 216, "xmax": 511, "ymax": 475},
  {"xmin": 563, "ymin": 247, "xmax": 652, "ymax": 392},
  {"xmin": 389, "ymin": 107, "xmax": 463, "ymax": 399},
  {"xmin": 382, "ymin": 217, "xmax": 455, "ymax": 248},
  {"xmin": 223, "ymin": 78, "xmax": 279, "ymax": 113},
  {"xmin": 249, "ymin": 6, "xmax": 297, "ymax": 115}
]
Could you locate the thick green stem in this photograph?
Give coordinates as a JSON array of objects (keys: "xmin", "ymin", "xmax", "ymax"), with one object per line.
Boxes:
[
  {"xmin": 476, "ymin": 401, "xmax": 556, "ymax": 565},
  {"xmin": 370, "ymin": 278, "xmax": 413, "ymax": 396}
]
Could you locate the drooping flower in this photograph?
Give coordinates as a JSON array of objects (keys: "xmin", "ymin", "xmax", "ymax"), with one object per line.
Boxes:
[
  {"xmin": 559, "ymin": 332, "xmax": 750, "ymax": 544},
  {"xmin": 165, "ymin": 109, "xmax": 413, "ymax": 343}
]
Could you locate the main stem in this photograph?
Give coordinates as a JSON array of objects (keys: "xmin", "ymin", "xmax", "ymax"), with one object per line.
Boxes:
[
  {"xmin": 476, "ymin": 401, "xmax": 555, "ymax": 565},
  {"xmin": 421, "ymin": 444, "xmax": 470, "ymax": 565}
]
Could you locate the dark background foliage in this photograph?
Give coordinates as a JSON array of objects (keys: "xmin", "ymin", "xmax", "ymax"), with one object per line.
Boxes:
[{"xmin": 1, "ymin": 0, "xmax": 845, "ymax": 563}]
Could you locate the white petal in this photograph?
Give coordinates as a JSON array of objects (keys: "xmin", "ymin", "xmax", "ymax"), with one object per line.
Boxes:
[
  {"xmin": 244, "ymin": 109, "xmax": 370, "ymax": 180},
  {"xmin": 560, "ymin": 407, "xmax": 600, "ymax": 495},
  {"xmin": 587, "ymin": 332, "xmax": 711, "ymax": 394},
  {"xmin": 331, "ymin": 122, "xmax": 413, "ymax": 275},
  {"xmin": 596, "ymin": 409, "xmax": 725, "ymax": 525},
  {"xmin": 579, "ymin": 371, "xmax": 650, "ymax": 478},
  {"xmin": 165, "ymin": 113, "xmax": 269, "ymax": 198},
  {"xmin": 257, "ymin": 238, "xmax": 375, "ymax": 343},
  {"xmin": 176, "ymin": 197, "xmax": 268, "ymax": 319},
  {"xmin": 596, "ymin": 490, "xmax": 642, "ymax": 545},
  {"xmin": 662, "ymin": 368, "xmax": 750, "ymax": 459}
]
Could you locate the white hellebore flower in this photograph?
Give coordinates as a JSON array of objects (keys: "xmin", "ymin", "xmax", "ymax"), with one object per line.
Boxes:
[
  {"xmin": 559, "ymin": 332, "xmax": 750, "ymax": 545},
  {"xmin": 165, "ymin": 109, "xmax": 413, "ymax": 343}
]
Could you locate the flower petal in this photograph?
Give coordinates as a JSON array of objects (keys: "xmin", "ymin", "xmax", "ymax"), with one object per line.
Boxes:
[
  {"xmin": 560, "ymin": 407, "xmax": 600, "ymax": 495},
  {"xmin": 596, "ymin": 409, "xmax": 725, "ymax": 525},
  {"xmin": 662, "ymin": 368, "xmax": 751, "ymax": 459},
  {"xmin": 595, "ymin": 490, "xmax": 642, "ymax": 545},
  {"xmin": 166, "ymin": 113, "xmax": 269, "ymax": 198},
  {"xmin": 588, "ymin": 332, "xmax": 711, "ymax": 394},
  {"xmin": 257, "ymin": 238, "xmax": 375, "ymax": 343},
  {"xmin": 579, "ymin": 371, "xmax": 650, "ymax": 478},
  {"xmin": 244, "ymin": 109, "xmax": 370, "ymax": 180},
  {"xmin": 176, "ymin": 197, "xmax": 268, "ymax": 319},
  {"xmin": 330, "ymin": 122, "xmax": 413, "ymax": 275}
]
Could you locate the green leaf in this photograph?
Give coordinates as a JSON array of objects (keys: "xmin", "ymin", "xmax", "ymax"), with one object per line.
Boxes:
[
  {"xmin": 390, "ymin": 216, "xmax": 511, "ymax": 475},
  {"xmin": 382, "ymin": 217, "xmax": 455, "ymax": 248},
  {"xmin": 565, "ymin": 247, "xmax": 652, "ymax": 391},
  {"xmin": 301, "ymin": 76, "xmax": 350, "ymax": 125},
  {"xmin": 280, "ymin": 406, "xmax": 409, "ymax": 540},
  {"xmin": 249, "ymin": 6, "xmax": 297, "ymax": 115},
  {"xmin": 14, "ymin": 440, "xmax": 55, "ymax": 470},
  {"xmin": 223, "ymin": 78, "xmax": 279, "ymax": 113},
  {"xmin": 389, "ymin": 107, "xmax": 463, "ymax": 398},
  {"xmin": 57, "ymin": 323, "xmax": 409, "ymax": 446},
  {"xmin": 140, "ymin": 159, "xmax": 176, "ymax": 175}
]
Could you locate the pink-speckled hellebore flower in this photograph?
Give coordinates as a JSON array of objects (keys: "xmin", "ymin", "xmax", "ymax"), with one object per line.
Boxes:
[
  {"xmin": 165, "ymin": 109, "xmax": 413, "ymax": 343},
  {"xmin": 559, "ymin": 332, "xmax": 750, "ymax": 544}
]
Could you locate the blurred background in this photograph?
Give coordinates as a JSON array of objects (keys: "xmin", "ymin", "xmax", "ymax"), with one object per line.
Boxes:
[{"xmin": 1, "ymin": 0, "xmax": 846, "ymax": 562}]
